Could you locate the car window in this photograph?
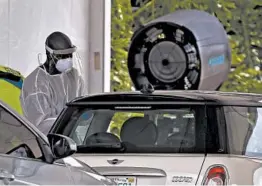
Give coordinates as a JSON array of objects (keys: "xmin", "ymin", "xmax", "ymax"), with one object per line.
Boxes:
[
  {"xmin": 57, "ymin": 106, "xmax": 208, "ymax": 153},
  {"xmin": 68, "ymin": 111, "xmax": 94, "ymax": 145},
  {"xmin": 224, "ymin": 106, "xmax": 262, "ymax": 158},
  {"xmin": 0, "ymin": 107, "xmax": 42, "ymax": 158}
]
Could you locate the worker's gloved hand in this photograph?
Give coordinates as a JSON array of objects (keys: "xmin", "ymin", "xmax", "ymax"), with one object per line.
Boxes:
[{"xmin": 140, "ymin": 83, "xmax": 154, "ymax": 94}]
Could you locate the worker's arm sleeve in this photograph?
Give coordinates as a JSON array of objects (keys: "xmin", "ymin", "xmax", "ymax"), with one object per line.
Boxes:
[
  {"xmin": 21, "ymin": 91, "xmax": 58, "ymax": 135},
  {"xmin": 79, "ymin": 77, "xmax": 87, "ymax": 96}
]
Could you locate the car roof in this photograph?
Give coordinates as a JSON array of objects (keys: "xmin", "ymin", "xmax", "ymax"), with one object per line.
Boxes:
[{"xmin": 68, "ymin": 90, "xmax": 262, "ymax": 107}]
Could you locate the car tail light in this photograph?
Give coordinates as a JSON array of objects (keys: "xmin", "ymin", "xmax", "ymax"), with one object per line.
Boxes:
[{"xmin": 203, "ymin": 165, "xmax": 228, "ymax": 185}]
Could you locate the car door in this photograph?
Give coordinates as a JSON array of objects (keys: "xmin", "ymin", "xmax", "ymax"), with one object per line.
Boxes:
[{"xmin": 0, "ymin": 105, "xmax": 76, "ymax": 185}]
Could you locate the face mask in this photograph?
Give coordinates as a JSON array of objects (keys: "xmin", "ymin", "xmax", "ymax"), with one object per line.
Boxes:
[{"xmin": 55, "ymin": 58, "xmax": 73, "ymax": 73}]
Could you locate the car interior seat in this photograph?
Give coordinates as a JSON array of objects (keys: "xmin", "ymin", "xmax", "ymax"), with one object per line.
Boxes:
[
  {"xmin": 85, "ymin": 132, "xmax": 120, "ymax": 146},
  {"xmin": 77, "ymin": 132, "xmax": 121, "ymax": 153},
  {"xmin": 120, "ymin": 116, "xmax": 158, "ymax": 146}
]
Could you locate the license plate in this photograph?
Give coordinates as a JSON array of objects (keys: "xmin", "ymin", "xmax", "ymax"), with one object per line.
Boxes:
[{"xmin": 109, "ymin": 176, "xmax": 136, "ymax": 186}]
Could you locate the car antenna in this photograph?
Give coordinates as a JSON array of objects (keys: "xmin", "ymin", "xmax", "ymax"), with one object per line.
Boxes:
[{"xmin": 140, "ymin": 83, "xmax": 155, "ymax": 94}]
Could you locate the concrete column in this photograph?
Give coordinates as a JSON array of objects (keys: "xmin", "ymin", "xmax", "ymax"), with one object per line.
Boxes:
[{"xmin": 88, "ymin": 0, "xmax": 111, "ymax": 94}]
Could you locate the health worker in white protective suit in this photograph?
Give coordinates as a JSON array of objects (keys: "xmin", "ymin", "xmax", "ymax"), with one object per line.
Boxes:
[{"xmin": 20, "ymin": 31, "xmax": 86, "ymax": 135}]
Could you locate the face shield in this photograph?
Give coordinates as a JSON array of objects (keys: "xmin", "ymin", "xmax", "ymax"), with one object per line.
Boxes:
[{"xmin": 44, "ymin": 44, "xmax": 83, "ymax": 76}]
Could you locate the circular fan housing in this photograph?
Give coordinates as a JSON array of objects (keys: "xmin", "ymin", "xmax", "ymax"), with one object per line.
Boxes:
[
  {"xmin": 128, "ymin": 22, "xmax": 201, "ymax": 90},
  {"xmin": 128, "ymin": 9, "xmax": 231, "ymax": 91}
]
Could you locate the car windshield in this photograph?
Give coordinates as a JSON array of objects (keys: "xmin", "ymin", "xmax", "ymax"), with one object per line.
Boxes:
[{"xmin": 54, "ymin": 104, "xmax": 221, "ymax": 153}]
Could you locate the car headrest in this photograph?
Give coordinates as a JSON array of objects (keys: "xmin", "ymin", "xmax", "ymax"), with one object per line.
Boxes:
[{"xmin": 120, "ymin": 116, "xmax": 157, "ymax": 146}]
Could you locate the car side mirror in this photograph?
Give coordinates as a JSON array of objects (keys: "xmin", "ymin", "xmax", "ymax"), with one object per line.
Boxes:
[{"xmin": 47, "ymin": 133, "xmax": 77, "ymax": 159}]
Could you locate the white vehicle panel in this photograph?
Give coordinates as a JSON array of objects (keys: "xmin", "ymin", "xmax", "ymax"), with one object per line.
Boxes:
[{"xmin": 73, "ymin": 154, "xmax": 205, "ymax": 185}]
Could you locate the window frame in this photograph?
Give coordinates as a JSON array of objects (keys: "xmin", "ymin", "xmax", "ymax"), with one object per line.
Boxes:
[
  {"xmin": 205, "ymin": 105, "xmax": 227, "ymax": 154},
  {"xmin": 0, "ymin": 104, "xmax": 45, "ymax": 161}
]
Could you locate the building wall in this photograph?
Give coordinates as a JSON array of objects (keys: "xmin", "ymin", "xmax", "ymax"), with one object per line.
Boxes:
[{"xmin": 0, "ymin": 0, "xmax": 111, "ymax": 93}]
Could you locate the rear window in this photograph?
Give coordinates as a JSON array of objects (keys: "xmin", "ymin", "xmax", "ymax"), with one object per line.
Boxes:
[{"xmin": 55, "ymin": 105, "xmax": 220, "ymax": 153}]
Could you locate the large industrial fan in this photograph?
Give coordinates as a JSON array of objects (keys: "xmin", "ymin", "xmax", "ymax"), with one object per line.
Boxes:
[{"xmin": 128, "ymin": 9, "xmax": 231, "ymax": 91}]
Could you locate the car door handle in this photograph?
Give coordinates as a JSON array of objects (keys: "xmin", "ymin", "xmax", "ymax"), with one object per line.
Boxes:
[{"xmin": 0, "ymin": 169, "xmax": 15, "ymax": 181}]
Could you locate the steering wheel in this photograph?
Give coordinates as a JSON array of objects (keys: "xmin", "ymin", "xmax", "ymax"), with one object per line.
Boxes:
[{"xmin": 165, "ymin": 133, "xmax": 194, "ymax": 147}]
